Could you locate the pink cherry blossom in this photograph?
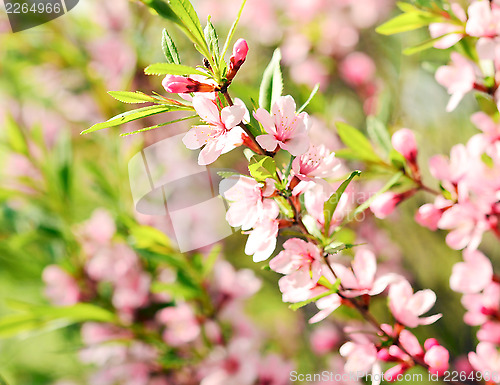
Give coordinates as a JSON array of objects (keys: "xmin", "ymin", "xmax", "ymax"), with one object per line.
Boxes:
[
  {"xmin": 330, "ymin": 248, "xmax": 402, "ymax": 298},
  {"xmin": 112, "ymin": 270, "xmax": 151, "ymax": 312},
  {"xmin": 471, "ymin": 111, "xmax": 500, "ymax": 143},
  {"xmin": 339, "ymin": 52, "xmax": 376, "ymax": 87},
  {"xmin": 415, "ymin": 201, "xmax": 447, "ymax": 231},
  {"xmin": 257, "ymin": 354, "xmax": 294, "ymax": 385},
  {"xmin": 270, "ymin": 238, "xmax": 322, "ymax": 283},
  {"xmin": 450, "ymin": 249, "xmax": 493, "ymax": 293},
  {"xmin": 220, "ymin": 175, "xmax": 276, "ymax": 230},
  {"xmin": 339, "ymin": 340, "xmax": 381, "ymax": 382},
  {"xmin": 212, "ymin": 260, "xmax": 262, "ymax": 300},
  {"xmin": 477, "ymin": 321, "xmax": 500, "ymax": 344},
  {"xmin": 291, "ymin": 144, "xmax": 341, "ymax": 194},
  {"xmin": 254, "ymin": 95, "xmax": 311, "ymax": 156},
  {"xmin": 429, "ymin": 3, "xmax": 466, "ymax": 49},
  {"xmin": 42, "ymin": 265, "xmax": 81, "ymax": 306},
  {"xmin": 388, "ymin": 279, "xmax": 442, "ymax": 328},
  {"xmin": 183, "ymin": 95, "xmax": 246, "ymax": 165},
  {"xmin": 309, "ymin": 292, "xmax": 342, "ymax": 324},
  {"xmin": 81, "ymin": 322, "xmax": 133, "ymax": 345},
  {"xmin": 391, "ymin": 128, "xmax": 418, "ymax": 163},
  {"xmin": 465, "ymin": 1, "xmax": 500, "ymax": 38},
  {"xmin": 435, "ymin": 53, "xmax": 476, "ymax": 112},
  {"xmin": 462, "ymin": 282, "xmax": 500, "ymax": 325},
  {"xmin": 468, "ymin": 342, "xmax": 500, "ymax": 375},
  {"xmin": 310, "ymin": 324, "xmax": 341, "ymax": 355},
  {"xmin": 157, "ymin": 303, "xmax": 201, "ymax": 347},
  {"xmin": 244, "ymin": 215, "xmax": 280, "ymax": 262}
]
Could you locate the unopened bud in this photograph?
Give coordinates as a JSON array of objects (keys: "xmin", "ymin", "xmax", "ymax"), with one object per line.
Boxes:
[
  {"xmin": 392, "ymin": 128, "xmax": 418, "ymax": 163},
  {"xmin": 227, "ymin": 38, "xmax": 248, "ymax": 81},
  {"xmin": 162, "ymin": 75, "xmax": 215, "ymax": 93}
]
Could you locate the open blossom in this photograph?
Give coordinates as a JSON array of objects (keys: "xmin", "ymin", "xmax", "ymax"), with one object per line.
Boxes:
[
  {"xmin": 435, "ymin": 52, "xmax": 476, "ymax": 112},
  {"xmin": 183, "ymin": 95, "xmax": 246, "ymax": 165},
  {"xmin": 339, "ymin": 337, "xmax": 381, "ymax": 382},
  {"xmin": 450, "ymin": 249, "xmax": 493, "ymax": 294},
  {"xmin": 468, "ymin": 342, "xmax": 500, "ymax": 376},
  {"xmin": 244, "ymin": 215, "xmax": 279, "ymax": 262},
  {"xmin": 462, "ymin": 281, "xmax": 500, "ymax": 326},
  {"xmin": 270, "ymin": 238, "xmax": 322, "ymax": 283},
  {"xmin": 254, "ymin": 95, "xmax": 311, "ymax": 156},
  {"xmin": 471, "ymin": 111, "xmax": 500, "ymax": 143},
  {"xmin": 291, "ymin": 144, "xmax": 341, "ymax": 194},
  {"xmin": 157, "ymin": 303, "xmax": 201, "ymax": 347},
  {"xmin": 220, "ymin": 175, "xmax": 276, "ymax": 230},
  {"xmin": 428, "ymin": 3, "xmax": 466, "ymax": 49},
  {"xmin": 465, "ymin": 1, "xmax": 500, "ymax": 38},
  {"xmin": 331, "ymin": 249, "xmax": 402, "ymax": 298},
  {"xmin": 477, "ymin": 321, "xmax": 500, "ymax": 344},
  {"xmin": 388, "ymin": 279, "xmax": 442, "ymax": 328},
  {"xmin": 212, "ymin": 260, "xmax": 262, "ymax": 300},
  {"xmin": 424, "ymin": 344, "xmax": 450, "ymax": 376}
]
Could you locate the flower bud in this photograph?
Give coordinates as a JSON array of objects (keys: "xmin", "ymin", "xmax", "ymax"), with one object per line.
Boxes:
[
  {"xmin": 370, "ymin": 192, "xmax": 404, "ymax": 219},
  {"xmin": 384, "ymin": 364, "xmax": 407, "ymax": 382},
  {"xmin": 162, "ymin": 75, "xmax": 215, "ymax": 93},
  {"xmin": 424, "ymin": 345, "xmax": 449, "ymax": 375},
  {"xmin": 415, "ymin": 204, "xmax": 442, "ymax": 231},
  {"xmin": 227, "ymin": 38, "xmax": 248, "ymax": 80},
  {"xmin": 392, "ymin": 128, "xmax": 418, "ymax": 163},
  {"xmin": 424, "ymin": 338, "xmax": 440, "ymax": 351}
]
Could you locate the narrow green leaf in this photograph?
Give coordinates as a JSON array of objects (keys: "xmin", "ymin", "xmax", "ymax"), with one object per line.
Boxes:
[
  {"xmin": 275, "ymin": 196, "xmax": 294, "ymax": 219},
  {"xmin": 81, "ymin": 105, "xmax": 181, "ymax": 134},
  {"xmin": 204, "ymin": 17, "xmax": 220, "ymax": 64},
  {"xmin": 119, "ymin": 115, "xmax": 197, "ymax": 137},
  {"xmin": 108, "ymin": 91, "xmax": 158, "ymax": 104},
  {"xmin": 403, "ymin": 34, "xmax": 453, "ymax": 55},
  {"xmin": 297, "ymin": 83, "xmax": 320, "ymax": 113},
  {"xmin": 259, "ymin": 49, "xmax": 283, "ymax": 111},
  {"xmin": 202, "ymin": 244, "xmax": 221, "ymax": 277},
  {"xmin": 323, "ymin": 171, "xmax": 361, "ymax": 233},
  {"xmin": 5, "ymin": 117, "xmax": 28, "ymax": 155},
  {"xmin": 167, "ymin": 0, "xmax": 207, "ymax": 51},
  {"xmin": 162, "ymin": 29, "xmax": 181, "ymax": 65},
  {"xmin": 221, "ymin": 0, "xmax": 247, "ymax": 60},
  {"xmin": 376, "ymin": 11, "xmax": 442, "ymax": 35},
  {"xmin": 248, "ymin": 155, "xmax": 278, "ymax": 182},
  {"xmin": 217, "ymin": 171, "xmax": 240, "ymax": 178},
  {"xmin": 475, "ymin": 93, "xmax": 499, "ymax": 116},
  {"xmin": 366, "ymin": 116, "xmax": 392, "ymax": 155},
  {"xmin": 151, "ymin": 282, "xmax": 201, "ymax": 299},
  {"xmin": 144, "ymin": 63, "xmax": 208, "ymax": 76},
  {"xmin": 336, "ymin": 122, "xmax": 380, "ymax": 162},
  {"xmin": 139, "ymin": 0, "xmax": 180, "ymax": 23},
  {"xmin": 289, "ymin": 279, "xmax": 341, "ymax": 311}
]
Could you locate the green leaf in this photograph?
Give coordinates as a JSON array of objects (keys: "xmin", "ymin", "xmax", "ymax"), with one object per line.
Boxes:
[
  {"xmin": 81, "ymin": 105, "xmax": 185, "ymax": 135},
  {"xmin": 336, "ymin": 122, "xmax": 380, "ymax": 162},
  {"xmin": 204, "ymin": 17, "xmax": 220, "ymax": 64},
  {"xmin": 475, "ymin": 93, "xmax": 499, "ymax": 116},
  {"xmin": 297, "ymin": 83, "xmax": 320, "ymax": 113},
  {"xmin": 162, "ymin": 29, "xmax": 181, "ymax": 65},
  {"xmin": 139, "ymin": 0, "xmax": 180, "ymax": 23},
  {"xmin": 202, "ymin": 244, "xmax": 221, "ymax": 277},
  {"xmin": 5, "ymin": 116, "xmax": 28, "ymax": 155},
  {"xmin": 130, "ymin": 225, "xmax": 174, "ymax": 252},
  {"xmin": 259, "ymin": 49, "xmax": 283, "ymax": 111},
  {"xmin": 221, "ymin": 0, "xmax": 247, "ymax": 61},
  {"xmin": 403, "ymin": 34, "xmax": 452, "ymax": 55},
  {"xmin": 144, "ymin": 63, "xmax": 208, "ymax": 76},
  {"xmin": 376, "ymin": 11, "xmax": 442, "ymax": 35},
  {"xmin": 289, "ymin": 279, "xmax": 341, "ymax": 311},
  {"xmin": 108, "ymin": 91, "xmax": 158, "ymax": 104},
  {"xmin": 323, "ymin": 171, "xmax": 361, "ymax": 233},
  {"xmin": 151, "ymin": 282, "xmax": 201, "ymax": 299},
  {"xmin": 166, "ymin": 0, "xmax": 208, "ymax": 53},
  {"xmin": 389, "ymin": 149, "xmax": 406, "ymax": 170},
  {"xmin": 324, "ymin": 242, "xmax": 364, "ymax": 254},
  {"xmin": 275, "ymin": 196, "xmax": 294, "ymax": 219},
  {"xmin": 119, "ymin": 115, "xmax": 197, "ymax": 137},
  {"xmin": 482, "ymin": 153, "xmax": 494, "ymax": 168},
  {"xmin": 248, "ymin": 155, "xmax": 278, "ymax": 182},
  {"xmin": 367, "ymin": 116, "xmax": 392, "ymax": 156}
]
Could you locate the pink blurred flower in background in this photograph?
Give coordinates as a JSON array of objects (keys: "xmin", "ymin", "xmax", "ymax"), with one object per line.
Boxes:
[
  {"xmin": 157, "ymin": 303, "xmax": 201, "ymax": 347},
  {"xmin": 42, "ymin": 265, "xmax": 81, "ymax": 306}
]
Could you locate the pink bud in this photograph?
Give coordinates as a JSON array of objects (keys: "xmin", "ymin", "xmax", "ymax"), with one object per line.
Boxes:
[
  {"xmin": 392, "ymin": 128, "xmax": 418, "ymax": 163},
  {"xmin": 415, "ymin": 204, "xmax": 443, "ymax": 231},
  {"xmin": 424, "ymin": 345, "xmax": 449, "ymax": 375},
  {"xmin": 424, "ymin": 338, "xmax": 440, "ymax": 351},
  {"xmin": 231, "ymin": 38, "xmax": 249, "ymax": 64},
  {"xmin": 162, "ymin": 75, "xmax": 215, "ymax": 93},
  {"xmin": 384, "ymin": 364, "xmax": 407, "ymax": 382},
  {"xmin": 339, "ymin": 52, "xmax": 376, "ymax": 87},
  {"xmin": 370, "ymin": 192, "xmax": 403, "ymax": 219},
  {"xmin": 377, "ymin": 348, "xmax": 393, "ymax": 362}
]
